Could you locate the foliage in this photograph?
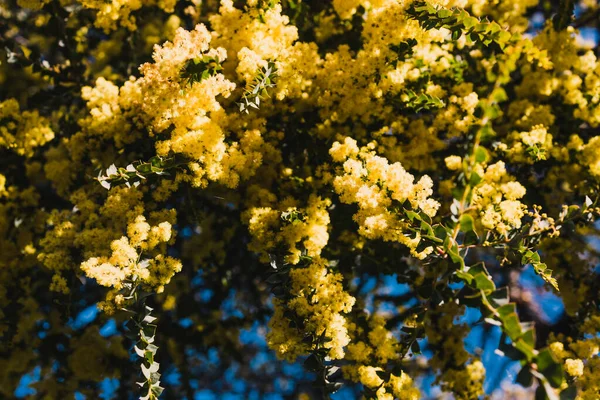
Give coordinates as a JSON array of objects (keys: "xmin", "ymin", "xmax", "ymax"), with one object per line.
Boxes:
[
  {"xmin": 1, "ymin": 0, "xmax": 600, "ymax": 399},
  {"xmin": 238, "ymin": 60, "xmax": 278, "ymax": 114}
]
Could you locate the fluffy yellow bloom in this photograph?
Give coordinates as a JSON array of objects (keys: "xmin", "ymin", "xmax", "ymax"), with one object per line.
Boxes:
[
  {"xmin": 440, "ymin": 361, "xmax": 486, "ymax": 400},
  {"xmin": 244, "ymin": 195, "xmax": 331, "ymax": 264},
  {"xmin": 49, "ymin": 274, "xmax": 70, "ymax": 294},
  {"xmin": 267, "ymin": 257, "xmax": 355, "ymax": 360},
  {"xmin": 331, "ymin": 138, "xmax": 439, "ymax": 258},
  {"xmin": 267, "ymin": 300, "xmax": 309, "ymax": 362},
  {"xmin": 358, "ymin": 365, "xmax": 384, "ymax": 388},
  {"xmin": 445, "ymin": 155, "xmax": 463, "ymax": 171},
  {"xmin": 565, "ymin": 358, "xmax": 584, "ymax": 377},
  {"xmin": 81, "ymin": 258, "xmax": 127, "ymax": 288},
  {"xmin": 79, "ymin": 215, "xmax": 180, "ymax": 308},
  {"xmin": 471, "ymin": 162, "xmax": 527, "ymax": 235},
  {"xmin": 16, "ymin": 0, "xmax": 50, "ymax": 9},
  {"xmin": 0, "ymin": 174, "xmax": 5, "ymax": 196},
  {"xmin": 78, "ymin": 0, "xmax": 176, "ymax": 32},
  {"xmin": 504, "ymin": 124, "xmax": 553, "ymax": 163},
  {"xmin": 0, "ymin": 99, "xmax": 54, "ymax": 158},
  {"xmin": 581, "ymin": 137, "xmax": 600, "ymax": 177},
  {"xmin": 79, "ymin": 77, "xmax": 140, "ymax": 149},
  {"xmin": 389, "ymin": 372, "xmax": 420, "ymax": 399}
]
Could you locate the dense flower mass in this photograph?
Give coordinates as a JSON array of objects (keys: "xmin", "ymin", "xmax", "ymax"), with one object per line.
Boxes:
[
  {"xmin": 2, "ymin": 0, "xmax": 600, "ymax": 399},
  {"xmin": 330, "ymin": 137, "xmax": 440, "ymax": 258}
]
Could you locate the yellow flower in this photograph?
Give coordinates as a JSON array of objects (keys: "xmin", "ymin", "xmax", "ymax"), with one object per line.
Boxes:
[
  {"xmin": 445, "ymin": 155, "xmax": 462, "ymax": 171},
  {"xmin": 565, "ymin": 358, "xmax": 584, "ymax": 377}
]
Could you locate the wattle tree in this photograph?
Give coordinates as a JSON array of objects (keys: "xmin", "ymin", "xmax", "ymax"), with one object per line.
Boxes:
[{"xmin": 1, "ymin": 0, "xmax": 600, "ymax": 399}]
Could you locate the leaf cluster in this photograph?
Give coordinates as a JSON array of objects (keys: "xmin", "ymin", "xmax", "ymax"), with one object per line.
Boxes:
[
  {"xmin": 238, "ymin": 61, "xmax": 278, "ymax": 114},
  {"xmin": 407, "ymin": 1, "xmax": 515, "ymax": 51}
]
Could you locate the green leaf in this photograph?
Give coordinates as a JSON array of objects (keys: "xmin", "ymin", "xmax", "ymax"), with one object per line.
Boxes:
[
  {"xmin": 497, "ymin": 304, "xmax": 522, "ymax": 340},
  {"xmin": 533, "ymin": 264, "xmax": 559, "ymax": 291},
  {"xmin": 420, "ymin": 220, "xmax": 435, "ymax": 236},
  {"xmin": 145, "ymin": 350, "xmax": 154, "ymax": 365},
  {"xmin": 514, "ymin": 337, "xmax": 535, "ymax": 361},
  {"xmin": 536, "ymin": 349, "xmax": 564, "ymax": 388},
  {"xmin": 434, "ymin": 225, "xmax": 448, "ymax": 241},
  {"xmin": 488, "ymin": 23, "xmax": 500, "ymax": 34},
  {"xmin": 459, "ymin": 214, "xmax": 475, "ymax": 232},
  {"xmin": 405, "ymin": 210, "xmax": 420, "ymax": 222},
  {"xmin": 474, "ymin": 146, "xmax": 489, "ymax": 163},
  {"xmin": 151, "ymin": 385, "xmax": 164, "ymax": 397},
  {"xmin": 437, "ymin": 9, "xmax": 453, "ymax": 18},
  {"xmin": 498, "ymin": 332, "xmax": 526, "ymax": 360},
  {"xmin": 468, "ymin": 171, "xmax": 483, "ymax": 186},
  {"xmin": 473, "ymin": 272, "xmax": 495, "ymax": 294},
  {"xmin": 181, "ymin": 55, "xmax": 223, "ymax": 87},
  {"xmin": 559, "ymin": 386, "xmax": 578, "ymax": 400},
  {"xmin": 479, "ymin": 123, "xmax": 496, "ymax": 141},
  {"xmin": 422, "ymin": 234, "xmax": 444, "ymax": 244},
  {"xmin": 463, "ymin": 16, "xmax": 478, "ymax": 29},
  {"xmin": 455, "ymin": 270, "xmax": 474, "ymax": 285},
  {"xmin": 496, "ymin": 30, "xmax": 512, "ymax": 44},
  {"xmin": 491, "ymin": 87, "xmax": 508, "ymax": 103},
  {"xmin": 566, "ymin": 205, "xmax": 580, "ymax": 218},
  {"xmin": 444, "ymin": 238, "xmax": 464, "ymax": 268},
  {"xmin": 468, "ymin": 262, "xmax": 489, "ymax": 275},
  {"xmin": 496, "ymin": 303, "xmax": 516, "ymax": 318}
]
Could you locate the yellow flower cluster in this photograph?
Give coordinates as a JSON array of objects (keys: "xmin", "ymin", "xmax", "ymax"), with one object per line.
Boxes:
[
  {"xmin": 521, "ymin": 24, "xmax": 600, "ymax": 127},
  {"xmin": 78, "ymin": 0, "xmax": 176, "ymax": 33},
  {"xmin": 77, "ymin": 23, "xmax": 283, "ymax": 190},
  {"xmin": 353, "ymin": 366, "xmax": 419, "ymax": 400},
  {"xmin": 141, "ymin": 24, "xmax": 280, "ymax": 188},
  {"xmin": 6, "ymin": 0, "xmax": 600, "ymax": 397},
  {"xmin": 330, "ymin": 137, "xmax": 439, "ymax": 258},
  {"xmin": 445, "ymin": 155, "xmax": 463, "ymax": 171},
  {"xmin": 424, "ymin": 301, "xmax": 470, "ymax": 369},
  {"xmin": 422, "ymin": 301, "xmax": 486, "ymax": 398},
  {"xmin": 79, "ymin": 77, "xmax": 141, "ymax": 149},
  {"xmin": 564, "ymin": 358, "xmax": 584, "ymax": 377},
  {"xmin": 267, "ymin": 299, "xmax": 309, "ymax": 362},
  {"xmin": 471, "ymin": 161, "xmax": 527, "ymax": 236},
  {"xmin": 36, "ymin": 184, "xmax": 179, "ymax": 306},
  {"xmin": 209, "ymin": 0, "xmax": 316, "ymax": 101},
  {"xmin": 502, "ymin": 124, "xmax": 553, "ymax": 163},
  {"xmin": 580, "ymin": 136, "xmax": 600, "ymax": 177},
  {"xmin": 16, "ymin": 0, "xmax": 50, "ymax": 10},
  {"xmin": 507, "ymin": 100, "xmax": 556, "ymax": 131},
  {"xmin": 81, "ymin": 215, "xmax": 180, "ymax": 305},
  {"xmin": 0, "ymin": 99, "xmax": 54, "ymax": 158},
  {"xmin": 342, "ymin": 315, "xmax": 421, "ymax": 399},
  {"xmin": 244, "ymin": 194, "xmax": 331, "ymax": 264},
  {"xmin": 440, "ymin": 360, "xmax": 486, "ymax": 400},
  {"xmin": 267, "ymin": 257, "xmax": 355, "ymax": 361},
  {"xmin": 548, "ymin": 324, "xmax": 600, "ymax": 399}
]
